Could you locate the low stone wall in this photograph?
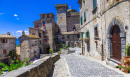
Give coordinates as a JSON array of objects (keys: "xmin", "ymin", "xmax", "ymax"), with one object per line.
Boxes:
[{"xmin": 0, "ymin": 54, "xmax": 60, "ymax": 77}]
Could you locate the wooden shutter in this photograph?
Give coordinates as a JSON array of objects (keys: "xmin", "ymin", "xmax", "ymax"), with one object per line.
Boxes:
[
  {"xmin": 81, "ymin": 33, "xmax": 83, "ymax": 38},
  {"xmin": 88, "ymin": 32, "xmax": 89, "ymax": 38},
  {"xmin": 86, "ymin": 32, "xmax": 87, "ymax": 38},
  {"xmin": 93, "ymin": 0, "xmax": 97, "ymax": 10},
  {"xmin": 6, "ymin": 39, "xmax": 8, "ymax": 43},
  {"xmin": 1, "ymin": 38, "xmax": 3, "ymax": 43},
  {"xmin": 3, "ymin": 50, "xmax": 7, "ymax": 54},
  {"xmin": 84, "ymin": 12, "xmax": 86, "ymax": 20}
]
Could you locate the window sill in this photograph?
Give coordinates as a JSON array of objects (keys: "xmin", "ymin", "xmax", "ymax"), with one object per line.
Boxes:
[{"xmin": 94, "ymin": 36, "xmax": 99, "ymax": 40}]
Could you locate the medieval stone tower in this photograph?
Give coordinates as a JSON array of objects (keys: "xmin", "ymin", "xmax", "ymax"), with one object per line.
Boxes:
[{"xmin": 55, "ymin": 4, "xmax": 68, "ymax": 33}]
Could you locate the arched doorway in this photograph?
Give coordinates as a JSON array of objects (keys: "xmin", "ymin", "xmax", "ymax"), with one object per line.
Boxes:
[
  {"xmin": 111, "ymin": 25, "xmax": 121, "ymax": 61},
  {"xmin": 107, "ymin": 17, "xmax": 126, "ymax": 62}
]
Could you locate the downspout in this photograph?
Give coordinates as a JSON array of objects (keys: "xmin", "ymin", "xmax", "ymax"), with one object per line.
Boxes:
[{"xmin": 99, "ymin": 0, "xmax": 103, "ymax": 61}]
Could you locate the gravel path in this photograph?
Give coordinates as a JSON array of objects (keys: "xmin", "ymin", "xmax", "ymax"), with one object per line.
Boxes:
[
  {"xmin": 51, "ymin": 56, "xmax": 70, "ymax": 77},
  {"xmin": 63, "ymin": 55, "xmax": 126, "ymax": 77}
]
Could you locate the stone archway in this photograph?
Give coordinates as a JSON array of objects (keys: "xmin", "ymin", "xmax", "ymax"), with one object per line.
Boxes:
[{"xmin": 107, "ymin": 17, "xmax": 126, "ymax": 62}]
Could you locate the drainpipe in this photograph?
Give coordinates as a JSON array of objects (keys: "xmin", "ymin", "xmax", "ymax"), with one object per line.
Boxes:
[{"xmin": 99, "ymin": 0, "xmax": 103, "ymax": 61}]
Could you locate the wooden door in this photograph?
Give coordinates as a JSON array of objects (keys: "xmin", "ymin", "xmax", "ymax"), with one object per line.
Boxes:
[{"xmin": 112, "ymin": 25, "xmax": 121, "ymax": 61}]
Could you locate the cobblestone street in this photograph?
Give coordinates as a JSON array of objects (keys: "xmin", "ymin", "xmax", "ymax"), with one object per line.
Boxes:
[{"xmin": 52, "ymin": 53, "xmax": 130, "ymax": 77}]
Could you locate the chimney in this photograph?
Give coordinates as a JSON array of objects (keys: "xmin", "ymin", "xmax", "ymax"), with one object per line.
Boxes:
[
  {"xmin": 22, "ymin": 31, "xmax": 25, "ymax": 35},
  {"xmin": 7, "ymin": 32, "xmax": 10, "ymax": 35}
]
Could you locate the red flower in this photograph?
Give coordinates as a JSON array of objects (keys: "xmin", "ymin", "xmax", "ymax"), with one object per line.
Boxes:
[{"xmin": 118, "ymin": 63, "xmax": 121, "ymax": 65}]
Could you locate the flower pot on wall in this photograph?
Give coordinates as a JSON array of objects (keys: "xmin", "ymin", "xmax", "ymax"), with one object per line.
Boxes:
[
  {"xmin": 124, "ymin": 69, "xmax": 129, "ymax": 73},
  {"xmin": 84, "ymin": 38, "xmax": 89, "ymax": 43},
  {"xmin": 79, "ymin": 38, "xmax": 83, "ymax": 41},
  {"xmin": 122, "ymin": 56, "xmax": 130, "ymax": 65}
]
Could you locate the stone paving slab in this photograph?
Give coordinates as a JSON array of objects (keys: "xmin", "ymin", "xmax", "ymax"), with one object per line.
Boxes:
[
  {"xmin": 63, "ymin": 55, "xmax": 127, "ymax": 77},
  {"xmin": 51, "ymin": 56, "xmax": 70, "ymax": 77}
]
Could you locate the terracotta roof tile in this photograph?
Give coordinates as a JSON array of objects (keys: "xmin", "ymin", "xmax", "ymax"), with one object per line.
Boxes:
[{"xmin": 0, "ymin": 35, "xmax": 16, "ymax": 38}]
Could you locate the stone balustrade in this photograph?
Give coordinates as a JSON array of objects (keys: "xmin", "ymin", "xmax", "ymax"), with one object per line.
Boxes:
[{"xmin": 0, "ymin": 54, "xmax": 60, "ymax": 77}]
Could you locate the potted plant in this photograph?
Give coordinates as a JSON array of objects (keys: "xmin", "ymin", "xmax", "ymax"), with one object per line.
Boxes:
[
  {"xmin": 84, "ymin": 38, "xmax": 89, "ymax": 43},
  {"xmin": 118, "ymin": 63, "xmax": 122, "ymax": 70},
  {"xmin": 49, "ymin": 49, "xmax": 52, "ymax": 54},
  {"xmin": 123, "ymin": 45, "xmax": 130, "ymax": 65},
  {"xmin": 83, "ymin": 0, "xmax": 85, "ymax": 3},
  {"xmin": 79, "ymin": 38, "xmax": 83, "ymax": 41},
  {"xmin": 123, "ymin": 65, "xmax": 129, "ymax": 73}
]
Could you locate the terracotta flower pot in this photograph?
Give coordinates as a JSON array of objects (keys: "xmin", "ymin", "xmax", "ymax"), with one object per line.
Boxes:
[
  {"xmin": 119, "ymin": 67, "xmax": 121, "ymax": 70},
  {"xmin": 124, "ymin": 69, "xmax": 129, "ymax": 73}
]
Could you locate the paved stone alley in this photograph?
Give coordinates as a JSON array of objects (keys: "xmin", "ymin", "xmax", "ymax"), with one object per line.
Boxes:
[{"xmin": 51, "ymin": 52, "xmax": 130, "ymax": 77}]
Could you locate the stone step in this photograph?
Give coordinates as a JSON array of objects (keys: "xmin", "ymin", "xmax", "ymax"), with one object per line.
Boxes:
[{"xmin": 106, "ymin": 61, "xmax": 118, "ymax": 68}]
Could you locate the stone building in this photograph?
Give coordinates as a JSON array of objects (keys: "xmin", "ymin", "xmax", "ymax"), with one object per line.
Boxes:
[
  {"xmin": 19, "ymin": 4, "xmax": 80, "ymax": 58},
  {"xmin": 29, "ymin": 13, "xmax": 59, "ymax": 53},
  {"xmin": 78, "ymin": 0, "xmax": 130, "ymax": 63},
  {"xmin": 0, "ymin": 32, "xmax": 16, "ymax": 64},
  {"xmin": 55, "ymin": 4, "xmax": 81, "ymax": 47},
  {"xmin": 19, "ymin": 31, "xmax": 39, "ymax": 61}
]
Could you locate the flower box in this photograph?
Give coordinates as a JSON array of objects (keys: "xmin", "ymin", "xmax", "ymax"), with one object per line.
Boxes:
[
  {"xmin": 79, "ymin": 38, "xmax": 83, "ymax": 41},
  {"xmin": 84, "ymin": 38, "xmax": 89, "ymax": 43}
]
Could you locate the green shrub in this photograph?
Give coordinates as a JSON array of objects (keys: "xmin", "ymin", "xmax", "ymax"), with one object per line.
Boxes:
[
  {"xmin": 53, "ymin": 51, "xmax": 55, "ymax": 53},
  {"xmin": 49, "ymin": 49, "xmax": 52, "ymax": 54}
]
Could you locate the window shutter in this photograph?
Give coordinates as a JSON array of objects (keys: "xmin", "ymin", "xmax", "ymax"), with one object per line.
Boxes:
[
  {"xmin": 1, "ymin": 39, "xmax": 3, "ymax": 43},
  {"xmin": 93, "ymin": 0, "xmax": 97, "ymax": 10},
  {"xmin": 81, "ymin": 33, "xmax": 83, "ymax": 38},
  {"xmin": 81, "ymin": 16, "xmax": 82, "ymax": 25},
  {"xmin": 86, "ymin": 32, "xmax": 87, "ymax": 38},
  {"xmin": 6, "ymin": 39, "xmax": 8, "ymax": 43},
  {"xmin": 88, "ymin": 32, "xmax": 89, "ymax": 38},
  {"xmin": 84, "ymin": 12, "xmax": 86, "ymax": 20}
]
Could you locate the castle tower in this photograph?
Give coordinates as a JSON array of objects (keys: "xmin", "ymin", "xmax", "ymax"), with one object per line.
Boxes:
[{"xmin": 55, "ymin": 4, "xmax": 68, "ymax": 33}]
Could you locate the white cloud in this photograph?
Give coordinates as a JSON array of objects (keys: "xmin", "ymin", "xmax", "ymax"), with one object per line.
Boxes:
[
  {"xmin": 0, "ymin": 13, "xmax": 4, "ymax": 15},
  {"xmin": 14, "ymin": 14, "xmax": 18, "ymax": 17},
  {"xmin": 16, "ymin": 30, "xmax": 29, "ymax": 36},
  {"xmin": 17, "ymin": 18, "xmax": 19, "ymax": 20}
]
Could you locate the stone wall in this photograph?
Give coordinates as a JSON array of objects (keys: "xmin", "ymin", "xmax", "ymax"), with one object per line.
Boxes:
[
  {"xmin": 0, "ymin": 54, "xmax": 60, "ymax": 77},
  {"xmin": 79, "ymin": 0, "xmax": 130, "ymax": 61},
  {"xmin": 0, "ymin": 38, "xmax": 16, "ymax": 57}
]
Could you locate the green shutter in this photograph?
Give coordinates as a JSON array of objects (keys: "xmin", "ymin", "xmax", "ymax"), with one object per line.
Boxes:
[
  {"xmin": 81, "ymin": 33, "xmax": 83, "ymax": 38},
  {"xmin": 81, "ymin": 16, "xmax": 82, "ymax": 25},
  {"xmin": 84, "ymin": 12, "xmax": 86, "ymax": 20},
  {"xmin": 93, "ymin": 0, "xmax": 97, "ymax": 10},
  {"xmin": 88, "ymin": 32, "xmax": 89, "ymax": 38},
  {"xmin": 86, "ymin": 32, "xmax": 87, "ymax": 38}
]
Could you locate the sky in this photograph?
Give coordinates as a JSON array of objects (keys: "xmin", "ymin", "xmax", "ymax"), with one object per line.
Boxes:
[{"xmin": 0, "ymin": 0, "xmax": 79, "ymax": 38}]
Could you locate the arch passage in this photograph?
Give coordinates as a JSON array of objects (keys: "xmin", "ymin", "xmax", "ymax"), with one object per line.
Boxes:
[{"xmin": 111, "ymin": 25, "xmax": 121, "ymax": 61}]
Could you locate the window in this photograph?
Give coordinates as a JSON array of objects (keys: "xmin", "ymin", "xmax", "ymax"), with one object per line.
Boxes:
[
  {"xmin": 1, "ymin": 39, "xmax": 7, "ymax": 43},
  {"xmin": 40, "ymin": 40, "xmax": 41, "ymax": 44},
  {"xmin": 3, "ymin": 50, "xmax": 7, "ymax": 54},
  {"xmin": 94, "ymin": 27, "xmax": 98, "ymax": 37},
  {"xmin": 77, "ymin": 34, "xmax": 80, "ymax": 38},
  {"xmin": 32, "ymin": 33, "xmax": 35, "ymax": 35},
  {"xmin": 47, "ymin": 14, "xmax": 49, "ymax": 18},
  {"xmin": 39, "ymin": 33, "xmax": 41, "ymax": 38},
  {"xmin": 86, "ymin": 31, "xmax": 89, "ymax": 38},
  {"xmin": 67, "ymin": 35, "xmax": 70, "ymax": 39},
  {"xmin": 73, "ymin": 25, "xmax": 76, "ymax": 31},
  {"xmin": 80, "ymin": 16, "xmax": 83, "ymax": 25},
  {"xmin": 62, "ymin": 35, "xmax": 64, "ymax": 39},
  {"xmin": 84, "ymin": 11, "xmax": 86, "ymax": 22},
  {"xmin": 93, "ymin": 0, "xmax": 97, "ymax": 10},
  {"xmin": 81, "ymin": 33, "xmax": 83, "ymax": 38}
]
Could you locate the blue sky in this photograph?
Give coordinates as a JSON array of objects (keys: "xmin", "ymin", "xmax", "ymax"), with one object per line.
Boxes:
[{"xmin": 0, "ymin": 0, "xmax": 79, "ymax": 38}]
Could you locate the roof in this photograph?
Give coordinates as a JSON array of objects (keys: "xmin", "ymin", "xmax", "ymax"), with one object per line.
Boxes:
[
  {"xmin": 25, "ymin": 35, "xmax": 39, "ymax": 39},
  {"xmin": 19, "ymin": 35, "xmax": 39, "ymax": 39},
  {"xmin": 55, "ymin": 4, "xmax": 68, "ymax": 9},
  {"xmin": 0, "ymin": 35, "xmax": 16, "ymax": 38},
  {"xmin": 39, "ymin": 13, "xmax": 55, "ymax": 16},
  {"xmin": 67, "ymin": 9, "xmax": 77, "ymax": 12}
]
